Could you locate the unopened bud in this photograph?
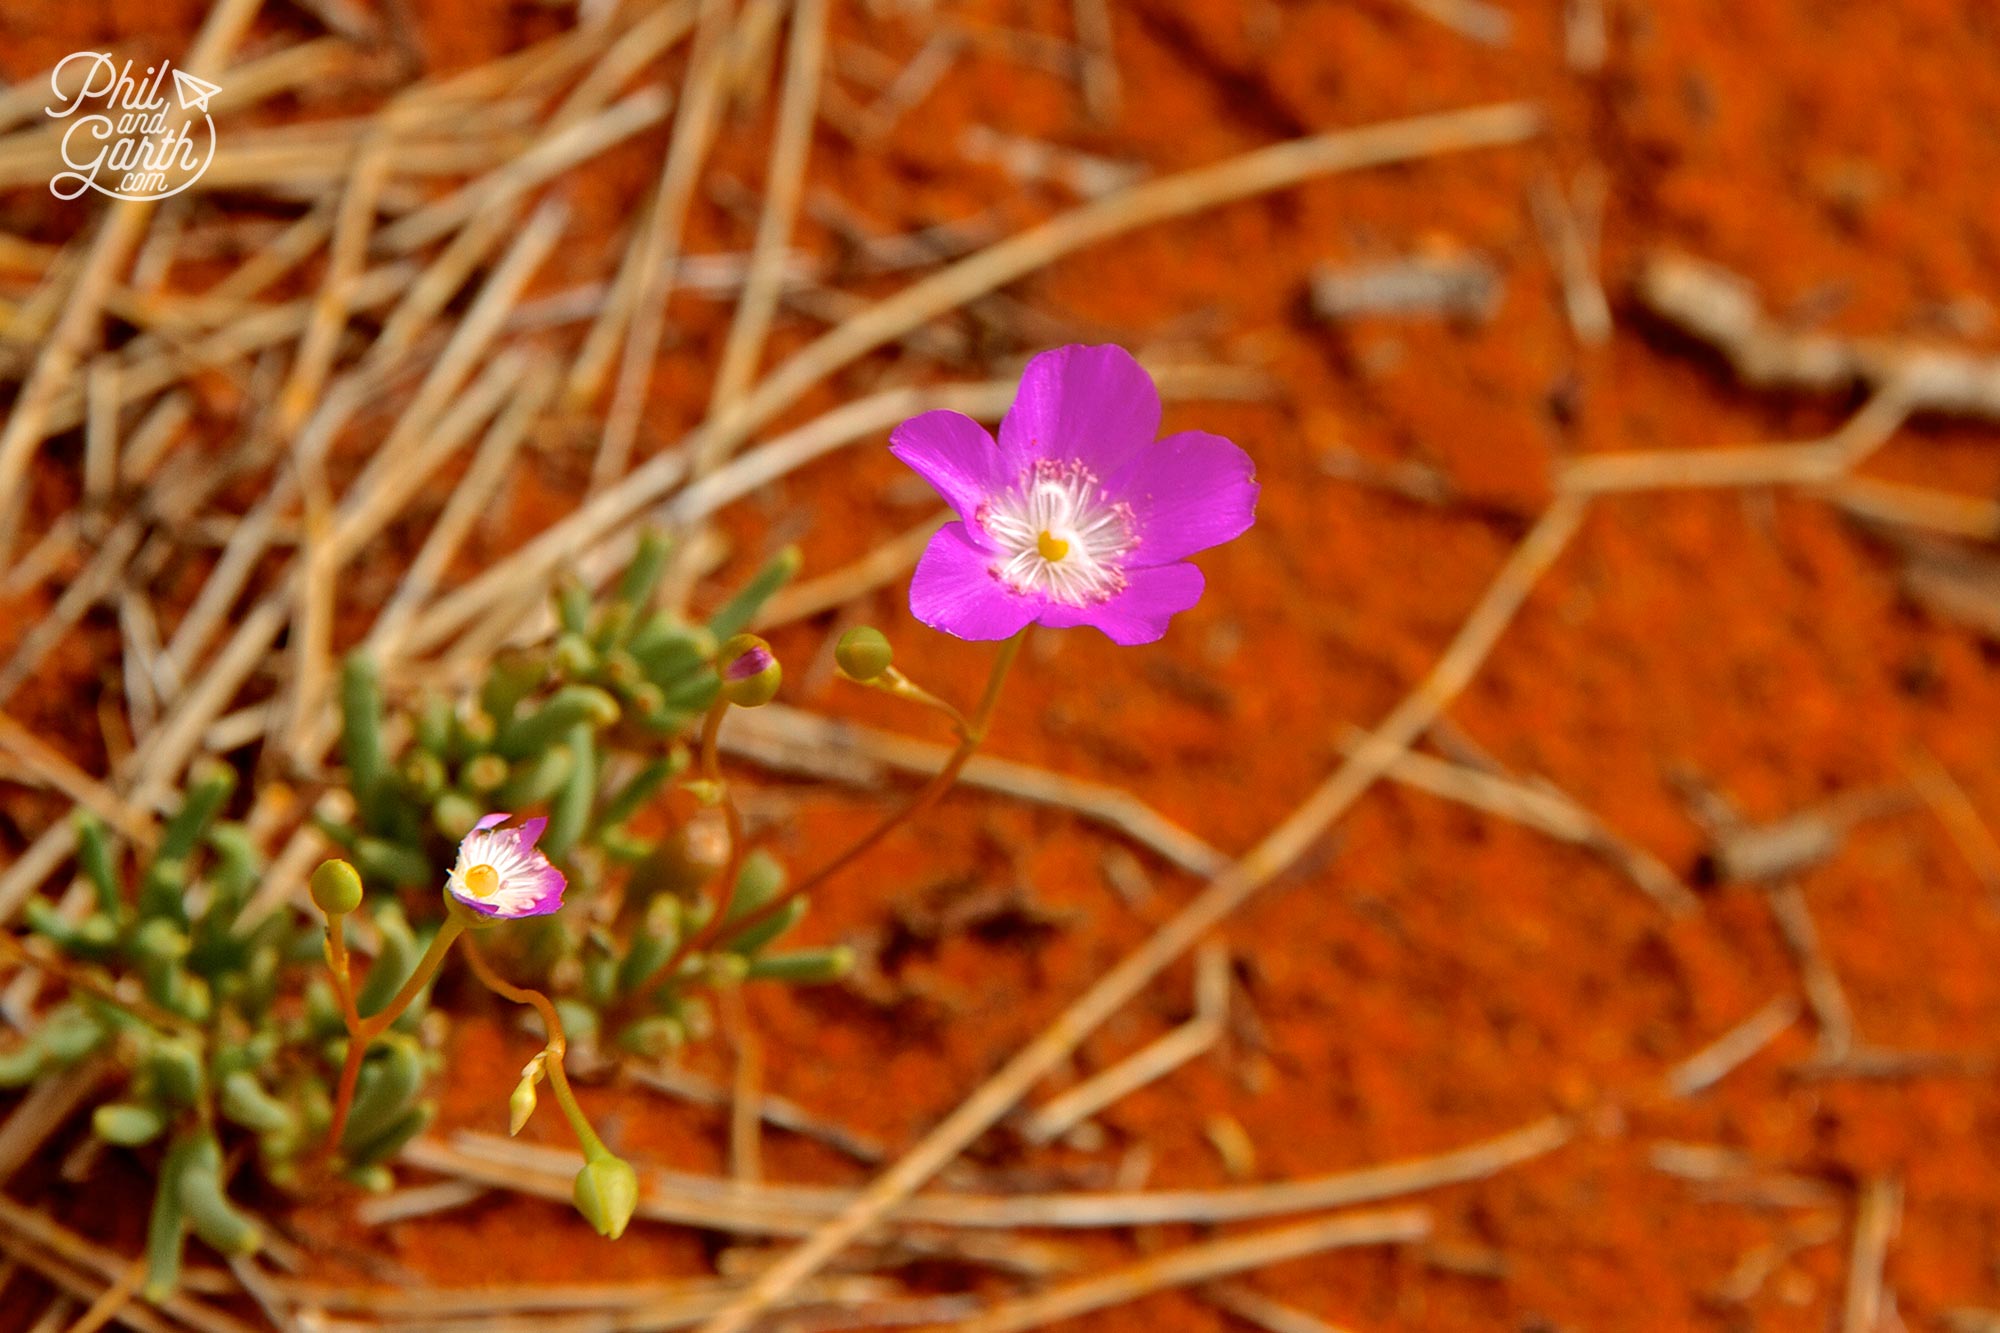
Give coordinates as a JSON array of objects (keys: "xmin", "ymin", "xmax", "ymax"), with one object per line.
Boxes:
[
  {"xmin": 509, "ymin": 1054, "xmax": 545, "ymax": 1136},
  {"xmin": 573, "ymin": 1154, "xmax": 639, "ymax": 1239},
  {"xmin": 310, "ymin": 859, "xmax": 365, "ymax": 916},
  {"xmin": 834, "ymin": 626, "xmax": 894, "ymax": 682},
  {"xmin": 716, "ymin": 634, "xmax": 781, "ymax": 708}
]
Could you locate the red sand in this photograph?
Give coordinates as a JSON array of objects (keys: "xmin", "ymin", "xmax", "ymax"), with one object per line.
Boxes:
[{"xmin": 6, "ymin": 1, "xmax": 2000, "ymax": 1329}]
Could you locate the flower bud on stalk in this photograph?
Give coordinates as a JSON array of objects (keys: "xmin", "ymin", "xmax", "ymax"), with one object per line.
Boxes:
[
  {"xmin": 716, "ymin": 635, "xmax": 781, "ymax": 708},
  {"xmin": 834, "ymin": 626, "xmax": 894, "ymax": 682},
  {"xmin": 309, "ymin": 859, "xmax": 364, "ymax": 917},
  {"xmin": 573, "ymin": 1153, "xmax": 639, "ymax": 1239}
]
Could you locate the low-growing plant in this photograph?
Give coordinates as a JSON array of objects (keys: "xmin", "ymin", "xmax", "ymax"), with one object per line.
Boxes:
[{"xmin": 0, "ymin": 343, "xmax": 1261, "ymax": 1293}]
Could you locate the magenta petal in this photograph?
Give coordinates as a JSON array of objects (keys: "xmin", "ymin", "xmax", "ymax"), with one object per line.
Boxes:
[
  {"xmin": 909, "ymin": 523, "xmax": 1042, "ymax": 641},
  {"xmin": 1110, "ymin": 430, "xmax": 1259, "ymax": 567},
  {"xmin": 473, "ymin": 812, "xmax": 509, "ymax": 832},
  {"xmin": 999, "ymin": 345, "xmax": 1161, "ymax": 477},
  {"xmin": 515, "ymin": 816, "xmax": 549, "ymax": 850},
  {"xmin": 1038, "ymin": 562, "xmax": 1205, "ymax": 645},
  {"xmin": 889, "ymin": 411, "xmax": 1013, "ymax": 538}
]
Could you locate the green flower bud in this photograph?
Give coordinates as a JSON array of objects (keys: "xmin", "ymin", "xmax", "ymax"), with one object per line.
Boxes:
[
  {"xmin": 716, "ymin": 635, "xmax": 781, "ymax": 708},
  {"xmin": 573, "ymin": 1154, "xmax": 639, "ymax": 1239},
  {"xmin": 835, "ymin": 626, "xmax": 894, "ymax": 682},
  {"xmin": 309, "ymin": 859, "xmax": 364, "ymax": 916},
  {"xmin": 509, "ymin": 1054, "xmax": 546, "ymax": 1136}
]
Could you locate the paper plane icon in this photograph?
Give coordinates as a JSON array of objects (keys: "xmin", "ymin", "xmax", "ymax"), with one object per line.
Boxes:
[{"xmin": 171, "ymin": 68, "xmax": 221, "ymax": 113}]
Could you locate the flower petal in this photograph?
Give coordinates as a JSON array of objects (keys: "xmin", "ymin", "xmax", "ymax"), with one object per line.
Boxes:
[
  {"xmin": 515, "ymin": 816, "xmax": 549, "ymax": 850},
  {"xmin": 888, "ymin": 411, "xmax": 1013, "ymax": 537},
  {"xmin": 909, "ymin": 523, "xmax": 1043, "ymax": 641},
  {"xmin": 1110, "ymin": 430, "xmax": 1259, "ymax": 567},
  {"xmin": 473, "ymin": 812, "xmax": 509, "ymax": 832},
  {"xmin": 999, "ymin": 345, "xmax": 1161, "ymax": 477},
  {"xmin": 1037, "ymin": 562, "xmax": 1205, "ymax": 645}
]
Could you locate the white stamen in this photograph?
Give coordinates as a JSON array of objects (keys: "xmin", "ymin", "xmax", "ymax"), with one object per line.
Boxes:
[{"xmin": 977, "ymin": 459, "xmax": 1135, "ymax": 605}]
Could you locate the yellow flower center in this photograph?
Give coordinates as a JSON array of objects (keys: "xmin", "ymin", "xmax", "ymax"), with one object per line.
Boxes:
[
  {"xmin": 1036, "ymin": 530, "xmax": 1070, "ymax": 562},
  {"xmin": 464, "ymin": 864, "xmax": 499, "ymax": 898}
]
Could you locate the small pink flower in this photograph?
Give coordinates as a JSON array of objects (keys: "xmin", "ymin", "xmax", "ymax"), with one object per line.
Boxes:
[
  {"xmin": 446, "ymin": 813, "xmax": 566, "ymax": 920},
  {"xmin": 891, "ymin": 345, "xmax": 1258, "ymax": 645}
]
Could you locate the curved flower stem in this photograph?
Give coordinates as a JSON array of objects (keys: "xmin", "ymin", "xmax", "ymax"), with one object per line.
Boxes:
[
  {"xmin": 323, "ymin": 916, "xmax": 465, "ymax": 1163},
  {"xmin": 862, "ymin": 668, "xmax": 970, "ymax": 732},
  {"xmin": 321, "ymin": 911, "xmax": 363, "ymax": 1034},
  {"xmin": 704, "ymin": 630, "xmax": 1025, "ymax": 952},
  {"xmin": 460, "ymin": 933, "xmax": 610, "ymax": 1162}
]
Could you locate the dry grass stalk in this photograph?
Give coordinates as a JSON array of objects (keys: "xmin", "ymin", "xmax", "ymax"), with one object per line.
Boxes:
[
  {"xmin": 1398, "ymin": 0, "xmax": 1511, "ymax": 45},
  {"xmin": 630, "ymin": 1063, "xmax": 887, "ymax": 1163},
  {"xmin": 1830, "ymin": 475, "xmax": 2000, "ymax": 541},
  {"xmin": 705, "ymin": 0, "xmax": 831, "ymax": 423},
  {"xmin": 355, "ymin": 1179, "xmax": 490, "ymax": 1227},
  {"xmin": 589, "ymin": 0, "xmax": 738, "ymax": 490},
  {"xmin": 0, "ymin": 1059, "xmax": 107, "ymax": 1186},
  {"xmin": 754, "ymin": 513, "xmax": 948, "ymax": 628},
  {"xmin": 1665, "ymin": 995, "xmax": 1802, "ymax": 1097},
  {"xmin": 1530, "ymin": 168, "xmax": 1610, "ymax": 344},
  {"xmin": 1906, "ymin": 748, "xmax": 2000, "ymax": 901},
  {"xmin": 1559, "ymin": 383, "xmax": 1911, "ymax": 496},
  {"xmin": 0, "ymin": 1236, "xmax": 177, "ymax": 1333},
  {"xmin": 721, "ymin": 702, "xmax": 1228, "ymax": 876},
  {"xmin": 1765, "ymin": 882, "xmax": 1855, "ymax": 1063},
  {"xmin": 1638, "ymin": 251, "xmax": 2000, "ymax": 417},
  {"xmin": 1200, "ymin": 1283, "xmax": 1355, "ymax": 1333},
  {"xmin": 1341, "ymin": 733, "xmax": 1697, "ymax": 915},
  {"xmin": 0, "ymin": 0, "xmax": 262, "ymax": 530},
  {"xmin": 367, "ymin": 361, "xmax": 559, "ymax": 660},
  {"xmin": 0, "ymin": 711, "xmax": 151, "ymax": 842},
  {"xmin": 694, "ymin": 494, "xmax": 1584, "ymax": 1333},
  {"xmin": 1841, "ymin": 1177, "xmax": 1901, "ymax": 1333},
  {"xmin": 1020, "ymin": 940, "xmax": 1230, "ymax": 1144},
  {"xmin": 944, "ymin": 1207, "xmax": 1431, "ymax": 1333}
]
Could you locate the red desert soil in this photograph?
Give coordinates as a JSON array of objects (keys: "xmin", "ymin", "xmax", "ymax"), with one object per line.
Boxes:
[{"xmin": 6, "ymin": 1, "xmax": 2000, "ymax": 1330}]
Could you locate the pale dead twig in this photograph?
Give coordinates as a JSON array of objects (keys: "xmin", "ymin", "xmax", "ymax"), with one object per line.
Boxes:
[
  {"xmin": 1712, "ymin": 1213, "xmax": 1841, "ymax": 1305},
  {"xmin": 273, "ymin": 142, "xmax": 390, "ymax": 436},
  {"xmin": 1842, "ymin": 1177, "xmax": 1902, "ymax": 1333},
  {"xmin": 82, "ymin": 361, "xmax": 119, "ymax": 506},
  {"xmin": 631, "ymin": 1063, "xmax": 887, "ymax": 1163},
  {"xmin": 0, "ymin": 711, "xmax": 151, "ymax": 843},
  {"xmin": 754, "ymin": 512, "xmax": 948, "ymax": 628},
  {"xmin": 1648, "ymin": 1142, "xmax": 1841, "ymax": 1211},
  {"xmin": 958, "ymin": 125, "xmax": 1145, "ymax": 200},
  {"xmin": 65, "ymin": 1256, "xmax": 147, "ymax": 1333},
  {"xmin": 1530, "ymin": 169, "xmax": 1611, "ymax": 344},
  {"xmin": 855, "ymin": 34, "xmax": 960, "ymax": 139},
  {"xmin": 423, "ymin": 1114, "xmax": 1566, "ymax": 1231},
  {"xmin": 355, "ymin": 1179, "xmax": 490, "ymax": 1227},
  {"xmin": 1072, "ymin": 0, "xmax": 1119, "ymax": 121},
  {"xmin": 1830, "ymin": 474, "xmax": 2000, "ymax": 541},
  {"xmin": 1665, "ymin": 995, "xmax": 1802, "ymax": 1097},
  {"xmin": 1766, "ymin": 882, "xmax": 1855, "ymax": 1063},
  {"xmin": 411, "ymin": 103, "xmax": 1541, "ymax": 653},
  {"xmin": 1638, "ymin": 251, "xmax": 2000, "ymax": 418},
  {"xmin": 944, "ymin": 1207, "xmax": 1432, "ymax": 1333},
  {"xmin": 1560, "ymin": 383, "xmax": 1912, "ymax": 496},
  {"xmin": 1338, "ymin": 731, "xmax": 1697, "ymax": 915},
  {"xmin": 0, "ymin": 1198, "xmax": 268, "ymax": 1333},
  {"xmin": 0, "ymin": 1237, "xmax": 177, "ymax": 1333},
  {"xmin": 0, "ymin": 519, "xmax": 144, "ymax": 707},
  {"xmin": 720, "ymin": 702, "xmax": 1229, "ymax": 876},
  {"xmin": 0, "ymin": 1058, "xmax": 107, "ymax": 1186},
  {"xmin": 588, "ymin": 0, "xmax": 737, "ymax": 490},
  {"xmin": 696, "ymin": 496, "xmax": 1584, "ymax": 1333},
  {"xmin": 1310, "ymin": 252, "xmax": 1500, "ymax": 323},
  {"xmin": 1698, "ymin": 786, "xmax": 1910, "ymax": 886},
  {"xmin": 1906, "ymin": 748, "xmax": 2000, "ymax": 902},
  {"xmin": 705, "ymin": 0, "xmax": 832, "ymax": 424},
  {"xmin": 1565, "ymin": 0, "xmax": 1608, "ymax": 69},
  {"xmin": 1398, "ymin": 0, "xmax": 1511, "ymax": 46},
  {"xmin": 375, "ymin": 88, "xmax": 671, "ymax": 254},
  {"xmin": 366, "ymin": 361, "xmax": 559, "ymax": 662},
  {"xmin": 1200, "ymin": 1283, "xmax": 1355, "ymax": 1333},
  {"xmin": 0, "ymin": 0, "xmax": 262, "ymax": 530},
  {"xmin": 1021, "ymin": 939, "xmax": 1231, "ymax": 1144}
]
